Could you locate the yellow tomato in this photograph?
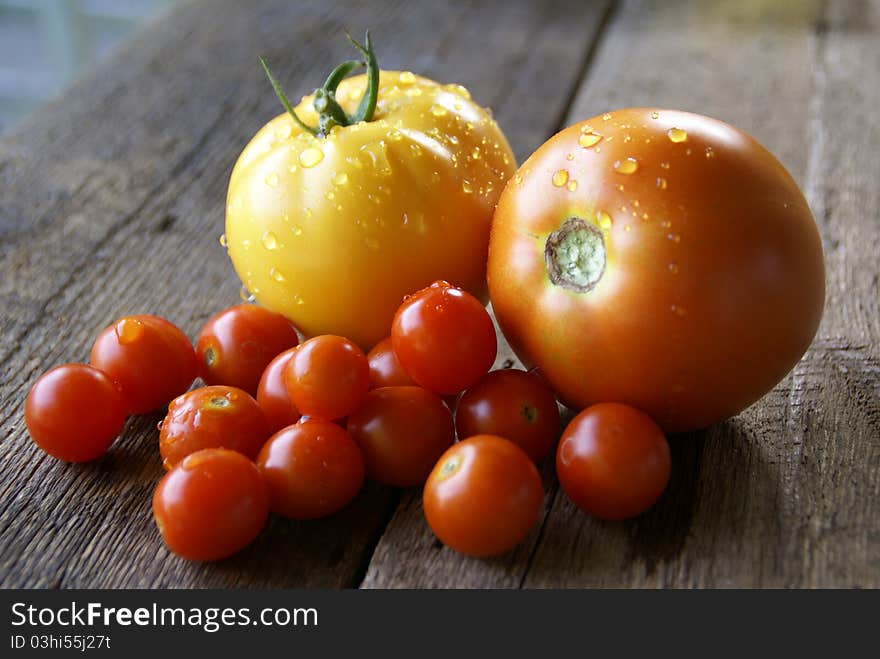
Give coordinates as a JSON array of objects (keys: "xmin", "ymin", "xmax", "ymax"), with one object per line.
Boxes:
[{"xmin": 225, "ymin": 69, "xmax": 515, "ymax": 349}]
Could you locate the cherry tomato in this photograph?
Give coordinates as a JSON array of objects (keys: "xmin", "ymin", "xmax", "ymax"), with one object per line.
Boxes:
[
  {"xmin": 196, "ymin": 304, "xmax": 299, "ymax": 395},
  {"xmin": 285, "ymin": 335, "xmax": 369, "ymax": 420},
  {"xmin": 391, "ymin": 281, "xmax": 497, "ymax": 395},
  {"xmin": 456, "ymin": 369, "xmax": 560, "ymax": 463},
  {"xmin": 347, "ymin": 386, "xmax": 455, "ymax": 487},
  {"xmin": 25, "ymin": 364, "xmax": 127, "ymax": 462},
  {"xmin": 159, "ymin": 385, "xmax": 270, "ymax": 470},
  {"xmin": 556, "ymin": 403, "xmax": 671, "ymax": 520},
  {"xmin": 152, "ymin": 448, "xmax": 269, "ymax": 561},
  {"xmin": 423, "ymin": 434, "xmax": 543, "ymax": 557},
  {"xmin": 90, "ymin": 314, "xmax": 197, "ymax": 414},
  {"xmin": 256, "ymin": 347, "xmax": 301, "ymax": 433},
  {"xmin": 367, "ymin": 337, "xmax": 416, "ymax": 388},
  {"xmin": 256, "ymin": 418, "xmax": 365, "ymax": 519},
  {"xmin": 489, "ymin": 108, "xmax": 825, "ymax": 431}
]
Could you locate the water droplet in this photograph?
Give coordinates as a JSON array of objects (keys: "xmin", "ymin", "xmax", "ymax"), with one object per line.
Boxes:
[
  {"xmin": 660, "ymin": 161, "xmax": 670, "ymax": 170},
  {"xmin": 325, "ymin": 191, "xmax": 335, "ymax": 201},
  {"xmin": 239, "ymin": 286, "xmax": 254, "ymax": 302},
  {"xmin": 705, "ymin": 146, "xmax": 715, "ymax": 158},
  {"xmin": 430, "ymin": 104, "xmax": 447, "ymax": 116},
  {"xmin": 667, "ymin": 127, "xmax": 687, "ymax": 143},
  {"xmin": 399, "ymin": 71, "xmax": 416, "ymax": 84},
  {"xmin": 598, "ymin": 210, "xmax": 613, "ymax": 230},
  {"xmin": 552, "ymin": 169, "xmax": 569, "ymax": 187},
  {"xmin": 462, "ymin": 179, "xmax": 474, "ymax": 194},
  {"xmin": 613, "ymin": 157, "xmax": 639, "ymax": 174},
  {"xmin": 565, "ymin": 153, "xmax": 574, "ymax": 161},
  {"xmin": 332, "ymin": 172, "xmax": 349, "ymax": 186},
  {"xmin": 650, "ymin": 111, "xmax": 660, "ymax": 119},
  {"xmin": 660, "ymin": 220, "xmax": 671, "ymax": 229},
  {"xmin": 616, "ymin": 184, "xmax": 625, "ymax": 192},
  {"xmin": 387, "ymin": 129, "xmax": 403, "ymax": 142},
  {"xmin": 219, "ymin": 233, "xmax": 228, "ymax": 247},
  {"xmin": 293, "ymin": 294, "xmax": 304, "ymax": 306},
  {"xmin": 261, "ymin": 230, "xmax": 278, "ymax": 250},
  {"xmin": 668, "ymin": 262, "xmax": 679, "ymax": 274},
  {"xmin": 602, "ymin": 113, "xmax": 612, "ymax": 121},
  {"xmin": 115, "ymin": 317, "xmax": 144, "ymax": 345},
  {"xmin": 270, "ymin": 267, "xmax": 285, "ymax": 282},
  {"xmin": 264, "ymin": 172, "xmax": 279, "ymax": 187},
  {"xmin": 578, "ymin": 132, "xmax": 602, "ymax": 148},
  {"xmin": 471, "ymin": 146, "xmax": 481, "ymax": 160},
  {"xmin": 409, "ymin": 143, "xmax": 423, "ymax": 157},
  {"xmin": 292, "ymin": 225, "xmax": 303, "ymax": 236},
  {"xmin": 567, "ymin": 180, "xmax": 578, "ymax": 192},
  {"xmin": 633, "ymin": 200, "xmax": 640, "ymax": 208},
  {"xmin": 670, "ymin": 304, "xmax": 687, "ymax": 316},
  {"xmin": 299, "ymin": 147, "xmax": 324, "ymax": 168},
  {"xmin": 667, "ymin": 233, "xmax": 681, "ymax": 243},
  {"xmin": 623, "ymin": 134, "xmax": 632, "ymax": 143},
  {"xmin": 657, "ymin": 177, "xmax": 668, "ymax": 189},
  {"xmin": 514, "ymin": 173, "xmax": 523, "ymax": 186}
]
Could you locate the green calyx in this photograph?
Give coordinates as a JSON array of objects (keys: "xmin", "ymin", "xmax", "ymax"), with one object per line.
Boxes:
[
  {"xmin": 544, "ymin": 217, "xmax": 606, "ymax": 292},
  {"xmin": 260, "ymin": 31, "xmax": 380, "ymax": 138}
]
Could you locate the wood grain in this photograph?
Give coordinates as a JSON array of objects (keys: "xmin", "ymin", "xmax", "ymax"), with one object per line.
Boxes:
[
  {"xmin": 0, "ymin": 0, "xmax": 609, "ymax": 587},
  {"xmin": 362, "ymin": 0, "xmax": 880, "ymax": 588}
]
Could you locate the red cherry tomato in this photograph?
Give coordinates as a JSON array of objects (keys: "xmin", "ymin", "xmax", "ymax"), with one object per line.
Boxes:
[
  {"xmin": 256, "ymin": 347, "xmax": 301, "ymax": 433},
  {"xmin": 489, "ymin": 109, "xmax": 825, "ymax": 432},
  {"xmin": 256, "ymin": 418, "xmax": 365, "ymax": 519},
  {"xmin": 347, "ymin": 386, "xmax": 455, "ymax": 487},
  {"xmin": 456, "ymin": 369, "xmax": 560, "ymax": 463},
  {"xmin": 556, "ymin": 403, "xmax": 671, "ymax": 520},
  {"xmin": 159, "ymin": 385, "xmax": 270, "ymax": 470},
  {"xmin": 391, "ymin": 281, "xmax": 497, "ymax": 395},
  {"xmin": 25, "ymin": 364, "xmax": 127, "ymax": 462},
  {"xmin": 423, "ymin": 434, "xmax": 543, "ymax": 557},
  {"xmin": 196, "ymin": 304, "xmax": 299, "ymax": 395},
  {"xmin": 90, "ymin": 314, "xmax": 197, "ymax": 414},
  {"xmin": 367, "ymin": 337, "xmax": 416, "ymax": 388},
  {"xmin": 152, "ymin": 448, "xmax": 269, "ymax": 561},
  {"xmin": 285, "ymin": 335, "xmax": 370, "ymax": 420}
]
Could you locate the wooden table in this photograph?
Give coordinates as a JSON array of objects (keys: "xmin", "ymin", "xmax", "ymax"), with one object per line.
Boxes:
[{"xmin": 1, "ymin": 0, "xmax": 877, "ymax": 589}]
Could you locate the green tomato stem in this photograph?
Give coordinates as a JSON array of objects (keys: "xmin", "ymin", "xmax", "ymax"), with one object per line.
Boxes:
[{"xmin": 260, "ymin": 31, "xmax": 380, "ymax": 138}]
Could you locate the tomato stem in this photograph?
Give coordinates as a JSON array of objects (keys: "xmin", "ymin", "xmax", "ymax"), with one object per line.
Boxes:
[
  {"xmin": 260, "ymin": 30, "xmax": 380, "ymax": 138},
  {"xmin": 544, "ymin": 218, "xmax": 606, "ymax": 293}
]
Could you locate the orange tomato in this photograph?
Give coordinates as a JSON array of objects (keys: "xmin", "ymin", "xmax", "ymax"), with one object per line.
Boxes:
[{"xmin": 489, "ymin": 108, "xmax": 825, "ymax": 431}]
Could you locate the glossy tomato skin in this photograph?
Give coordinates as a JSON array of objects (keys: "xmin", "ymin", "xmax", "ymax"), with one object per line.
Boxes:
[
  {"xmin": 456, "ymin": 369, "xmax": 560, "ymax": 463},
  {"xmin": 90, "ymin": 315, "xmax": 197, "ymax": 414},
  {"xmin": 347, "ymin": 386, "xmax": 455, "ymax": 487},
  {"xmin": 556, "ymin": 403, "xmax": 671, "ymax": 520},
  {"xmin": 152, "ymin": 448, "xmax": 269, "ymax": 561},
  {"xmin": 196, "ymin": 304, "xmax": 299, "ymax": 396},
  {"xmin": 391, "ymin": 281, "xmax": 497, "ymax": 395},
  {"xmin": 489, "ymin": 108, "xmax": 825, "ymax": 431},
  {"xmin": 256, "ymin": 419, "xmax": 365, "ymax": 519},
  {"xmin": 159, "ymin": 386, "xmax": 270, "ymax": 470},
  {"xmin": 25, "ymin": 364, "xmax": 127, "ymax": 462},
  {"xmin": 285, "ymin": 335, "xmax": 370, "ymax": 420},
  {"xmin": 256, "ymin": 347, "xmax": 301, "ymax": 433},
  {"xmin": 226, "ymin": 71, "xmax": 516, "ymax": 350},
  {"xmin": 367, "ymin": 337, "xmax": 416, "ymax": 388},
  {"xmin": 423, "ymin": 434, "xmax": 543, "ymax": 557}
]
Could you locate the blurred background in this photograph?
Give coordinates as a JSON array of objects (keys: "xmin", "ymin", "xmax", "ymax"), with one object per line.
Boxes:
[{"xmin": 0, "ymin": 0, "xmax": 172, "ymax": 133}]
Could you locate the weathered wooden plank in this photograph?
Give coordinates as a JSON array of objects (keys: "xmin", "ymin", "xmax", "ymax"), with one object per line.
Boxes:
[
  {"xmin": 363, "ymin": 0, "xmax": 880, "ymax": 588},
  {"xmin": 0, "ymin": 0, "xmax": 610, "ymax": 587}
]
